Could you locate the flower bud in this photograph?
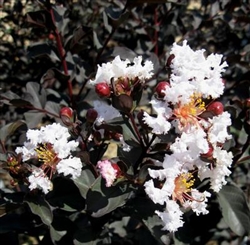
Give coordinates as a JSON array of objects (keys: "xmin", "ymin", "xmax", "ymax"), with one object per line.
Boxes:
[
  {"xmin": 95, "ymin": 82, "xmax": 111, "ymax": 98},
  {"xmin": 245, "ymin": 98, "xmax": 250, "ymax": 109},
  {"xmin": 86, "ymin": 108, "xmax": 98, "ymax": 123},
  {"xmin": 201, "ymin": 144, "xmax": 213, "ymax": 158},
  {"xmin": 155, "ymin": 81, "xmax": 169, "ymax": 98},
  {"xmin": 60, "ymin": 107, "xmax": 74, "ymax": 126},
  {"xmin": 112, "ymin": 94, "xmax": 133, "ymax": 114},
  {"xmin": 207, "ymin": 101, "xmax": 224, "ymax": 115}
]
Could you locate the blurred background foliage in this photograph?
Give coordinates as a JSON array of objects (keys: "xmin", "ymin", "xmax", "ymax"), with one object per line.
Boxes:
[{"xmin": 0, "ymin": 0, "xmax": 250, "ymax": 244}]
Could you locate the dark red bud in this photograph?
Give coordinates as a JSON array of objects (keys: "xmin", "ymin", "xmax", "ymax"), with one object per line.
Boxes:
[
  {"xmin": 95, "ymin": 82, "xmax": 111, "ymax": 98},
  {"xmin": 86, "ymin": 108, "xmax": 98, "ymax": 123},
  {"xmin": 207, "ymin": 101, "xmax": 224, "ymax": 115},
  {"xmin": 93, "ymin": 131, "xmax": 102, "ymax": 144},
  {"xmin": 245, "ymin": 98, "xmax": 250, "ymax": 108},
  {"xmin": 166, "ymin": 54, "xmax": 175, "ymax": 68},
  {"xmin": 155, "ymin": 81, "xmax": 169, "ymax": 98}
]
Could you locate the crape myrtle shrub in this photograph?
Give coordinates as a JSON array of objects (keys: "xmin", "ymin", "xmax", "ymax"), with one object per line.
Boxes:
[{"xmin": 0, "ymin": 0, "xmax": 250, "ymax": 244}]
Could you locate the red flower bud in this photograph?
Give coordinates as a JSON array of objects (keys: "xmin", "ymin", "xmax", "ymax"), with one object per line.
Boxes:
[
  {"xmin": 155, "ymin": 81, "xmax": 169, "ymax": 98},
  {"xmin": 207, "ymin": 101, "xmax": 224, "ymax": 115},
  {"xmin": 86, "ymin": 108, "xmax": 98, "ymax": 123},
  {"xmin": 112, "ymin": 163, "xmax": 122, "ymax": 177},
  {"xmin": 166, "ymin": 54, "xmax": 175, "ymax": 68},
  {"xmin": 60, "ymin": 107, "xmax": 74, "ymax": 126},
  {"xmin": 95, "ymin": 82, "xmax": 111, "ymax": 98}
]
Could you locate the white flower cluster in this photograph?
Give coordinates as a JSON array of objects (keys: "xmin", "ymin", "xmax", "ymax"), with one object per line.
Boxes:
[
  {"xmin": 89, "ymin": 55, "xmax": 154, "ymax": 85},
  {"xmin": 143, "ymin": 41, "xmax": 233, "ymax": 232},
  {"xmin": 16, "ymin": 123, "xmax": 82, "ymax": 194}
]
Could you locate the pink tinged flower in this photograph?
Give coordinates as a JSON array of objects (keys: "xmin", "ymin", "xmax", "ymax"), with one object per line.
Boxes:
[
  {"xmin": 28, "ymin": 168, "xmax": 52, "ymax": 194},
  {"xmin": 97, "ymin": 160, "xmax": 120, "ymax": 187},
  {"xmin": 156, "ymin": 200, "xmax": 184, "ymax": 232}
]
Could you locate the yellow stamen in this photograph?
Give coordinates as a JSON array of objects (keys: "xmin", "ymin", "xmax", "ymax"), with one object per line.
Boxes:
[
  {"xmin": 172, "ymin": 173, "xmax": 195, "ymax": 204},
  {"xmin": 35, "ymin": 144, "xmax": 59, "ymax": 167}
]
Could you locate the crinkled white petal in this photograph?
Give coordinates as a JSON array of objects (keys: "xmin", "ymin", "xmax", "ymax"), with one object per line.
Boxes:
[
  {"xmin": 56, "ymin": 157, "xmax": 82, "ymax": 179},
  {"xmin": 183, "ymin": 190, "xmax": 211, "ymax": 215},
  {"xmin": 93, "ymin": 100, "xmax": 121, "ymax": 125},
  {"xmin": 208, "ymin": 111, "xmax": 232, "ymax": 144},
  {"xmin": 143, "ymin": 100, "xmax": 172, "ymax": 134},
  {"xmin": 199, "ymin": 147, "xmax": 233, "ymax": 192},
  {"xmin": 144, "ymin": 179, "xmax": 172, "ymax": 205},
  {"xmin": 53, "ymin": 140, "xmax": 79, "ymax": 159},
  {"xmin": 156, "ymin": 200, "xmax": 184, "ymax": 232},
  {"xmin": 89, "ymin": 56, "xmax": 153, "ymax": 85},
  {"xmin": 170, "ymin": 126, "xmax": 209, "ymax": 166},
  {"xmin": 28, "ymin": 169, "xmax": 52, "ymax": 194},
  {"xmin": 15, "ymin": 142, "xmax": 37, "ymax": 161}
]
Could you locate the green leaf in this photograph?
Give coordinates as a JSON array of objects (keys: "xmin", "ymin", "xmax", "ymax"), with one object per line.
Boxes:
[
  {"xmin": 217, "ymin": 183, "xmax": 250, "ymax": 236},
  {"xmin": 24, "ymin": 111, "xmax": 44, "ymax": 128},
  {"xmin": 73, "ymin": 167, "xmax": 96, "ymax": 199},
  {"xmin": 0, "ymin": 120, "xmax": 27, "ymax": 142},
  {"xmin": 25, "ymin": 82, "xmax": 47, "ymax": 109},
  {"xmin": 10, "ymin": 99, "xmax": 32, "ymax": 107},
  {"xmin": 86, "ymin": 176, "xmax": 133, "ymax": 217},
  {"xmin": 50, "ymin": 225, "xmax": 67, "ymax": 243},
  {"xmin": 46, "ymin": 177, "xmax": 85, "ymax": 211},
  {"xmin": 25, "ymin": 197, "xmax": 53, "ymax": 226},
  {"xmin": 28, "ymin": 42, "xmax": 60, "ymax": 62}
]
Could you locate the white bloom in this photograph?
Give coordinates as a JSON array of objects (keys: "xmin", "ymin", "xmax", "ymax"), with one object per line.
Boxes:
[
  {"xmin": 207, "ymin": 111, "xmax": 232, "ymax": 144},
  {"xmin": 57, "ymin": 157, "xmax": 82, "ymax": 179},
  {"xmin": 166, "ymin": 40, "xmax": 227, "ymax": 104},
  {"xmin": 156, "ymin": 200, "xmax": 184, "ymax": 232},
  {"xmin": 28, "ymin": 168, "xmax": 52, "ymax": 194},
  {"xmin": 93, "ymin": 100, "xmax": 121, "ymax": 125},
  {"xmin": 97, "ymin": 160, "xmax": 119, "ymax": 187},
  {"xmin": 89, "ymin": 56, "xmax": 153, "ymax": 86},
  {"xmin": 16, "ymin": 123, "xmax": 82, "ymax": 188},
  {"xmin": 170, "ymin": 126, "xmax": 209, "ymax": 166}
]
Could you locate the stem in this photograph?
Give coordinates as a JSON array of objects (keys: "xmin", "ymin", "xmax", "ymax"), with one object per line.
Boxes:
[
  {"xmin": 95, "ymin": 28, "xmax": 116, "ymax": 64},
  {"xmin": 0, "ymin": 95, "xmax": 60, "ymax": 119},
  {"xmin": 128, "ymin": 113, "xmax": 144, "ymax": 147},
  {"xmin": 49, "ymin": 7, "xmax": 73, "ymax": 105},
  {"xmin": 154, "ymin": 7, "xmax": 160, "ymax": 56}
]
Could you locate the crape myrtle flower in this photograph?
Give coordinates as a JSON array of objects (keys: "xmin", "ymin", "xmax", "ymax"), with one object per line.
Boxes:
[
  {"xmin": 15, "ymin": 123, "xmax": 82, "ymax": 194},
  {"xmin": 89, "ymin": 56, "xmax": 154, "ymax": 103},
  {"xmin": 97, "ymin": 159, "xmax": 121, "ymax": 187},
  {"xmin": 143, "ymin": 41, "xmax": 233, "ymax": 232},
  {"xmin": 143, "ymin": 40, "xmax": 228, "ymax": 133}
]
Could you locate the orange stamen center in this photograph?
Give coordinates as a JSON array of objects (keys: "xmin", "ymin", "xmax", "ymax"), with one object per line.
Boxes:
[{"xmin": 173, "ymin": 94, "xmax": 205, "ymax": 128}]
